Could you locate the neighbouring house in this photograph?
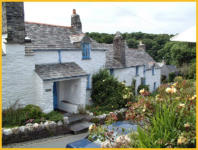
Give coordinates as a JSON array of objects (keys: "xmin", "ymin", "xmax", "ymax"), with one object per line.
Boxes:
[
  {"xmin": 157, "ymin": 60, "xmax": 178, "ymax": 79},
  {"xmin": 2, "ymin": 2, "xmax": 161, "ymax": 113}
]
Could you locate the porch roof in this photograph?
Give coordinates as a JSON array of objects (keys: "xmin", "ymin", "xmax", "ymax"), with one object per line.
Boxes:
[{"xmin": 35, "ymin": 62, "xmax": 87, "ymax": 81}]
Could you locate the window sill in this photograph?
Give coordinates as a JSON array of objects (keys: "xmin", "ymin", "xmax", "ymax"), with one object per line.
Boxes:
[{"xmin": 82, "ymin": 58, "xmax": 91, "ymax": 60}]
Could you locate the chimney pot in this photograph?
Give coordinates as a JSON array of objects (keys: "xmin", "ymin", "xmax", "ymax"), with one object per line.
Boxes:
[
  {"xmin": 73, "ymin": 9, "xmax": 76, "ymax": 15},
  {"xmin": 113, "ymin": 31, "xmax": 126, "ymax": 66}
]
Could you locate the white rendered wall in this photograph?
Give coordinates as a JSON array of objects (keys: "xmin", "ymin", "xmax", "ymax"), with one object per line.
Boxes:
[
  {"xmin": 113, "ymin": 66, "xmax": 145, "ymax": 91},
  {"xmin": 2, "ymin": 44, "xmax": 36, "ymax": 108},
  {"xmin": 57, "ymin": 76, "xmax": 87, "ymax": 113},
  {"xmin": 113, "ymin": 66, "xmax": 161, "ymax": 93},
  {"xmin": 145, "ymin": 68, "xmax": 161, "ymax": 92},
  {"xmin": 2, "ymin": 44, "xmax": 59, "ymax": 111}
]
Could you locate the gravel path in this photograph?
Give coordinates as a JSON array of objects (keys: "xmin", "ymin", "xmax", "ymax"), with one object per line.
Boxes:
[{"xmin": 3, "ymin": 132, "xmax": 88, "ymax": 148}]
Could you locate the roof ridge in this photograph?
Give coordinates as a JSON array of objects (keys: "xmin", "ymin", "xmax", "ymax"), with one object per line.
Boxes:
[{"xmin": 25, "ymin": 21, "xmax": 72, "ymax": 29}]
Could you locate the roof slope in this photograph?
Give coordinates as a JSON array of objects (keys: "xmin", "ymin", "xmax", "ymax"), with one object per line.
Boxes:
[
  {"xmin": 25, "ymin": 22, "xmax": 81, "ymax": 51},
  {"xmin": 25, "ymin": 22, "xmax": 157, "ymax": 69},
  {"xmin": 35, "ymin": 62, "xmax": 87, "ymax": 81}
]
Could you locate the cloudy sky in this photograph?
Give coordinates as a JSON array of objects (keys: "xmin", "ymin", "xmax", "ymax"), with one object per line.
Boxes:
[{"xmin": 24, "ymin": 2, "xmax": 196, "ymax": 34}]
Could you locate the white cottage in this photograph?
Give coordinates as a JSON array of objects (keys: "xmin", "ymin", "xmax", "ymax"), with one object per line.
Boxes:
[{"xmin": 2, "ymin": 2, "xmax": 161, "ymax": 113}]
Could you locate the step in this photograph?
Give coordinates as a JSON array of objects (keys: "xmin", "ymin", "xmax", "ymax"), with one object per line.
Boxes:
[
  {"xmin": 68, "ymin": 121, "xmax": 92, "ymax": 134},
  {"xmin": 65, "ymin": 114, "xmax": 88, "ymax": 124}
]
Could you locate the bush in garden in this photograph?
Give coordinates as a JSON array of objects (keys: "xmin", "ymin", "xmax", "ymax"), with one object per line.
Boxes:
[
  {"xmin": 137, "ymin": 84, "xmax": 149, "ymax": 94},
  {"xmin": 3, "ymin": 103, "xmax": 64, "ymax": 127},
  {"xmin": 125, "ymin": 77, "xmax": 196, "ymax": 148},
  {"xmin": 23, "ymin": 104, "xmax": 43, "ymax": 119},
  {"xmin": 168, "ymin": 72, "xmax": 176, "ymax": 82},
  {"xmin": 161, "ymin": 75, "xmax": 167, "ymax": 84},
  {"xmin": 45, "ymin": 111, "xmax": 63, "ymax": 122},
  {"xmin": 131, "ymin": 79, "xmax": 136, "ymax": 96},
  {"xmin": 91, "ymin": 69, "xmax": 133, "ymax": 111}
]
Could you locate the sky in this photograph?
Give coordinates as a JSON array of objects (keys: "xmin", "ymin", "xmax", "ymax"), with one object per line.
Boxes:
[{"xmin": 24, "ymin": 2, "xmax": 196, "ymax": 34}]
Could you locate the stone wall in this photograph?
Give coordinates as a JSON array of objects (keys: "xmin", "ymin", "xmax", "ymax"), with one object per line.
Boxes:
[
  {"xmin": 2, "ymin": 119, "xmax": 70, "ymax": 145},
  {"xmin": 2, "ymin": 2, "xmax": 25, "ymax": 43}
]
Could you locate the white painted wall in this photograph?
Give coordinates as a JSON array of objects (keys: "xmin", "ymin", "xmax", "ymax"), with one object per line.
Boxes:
[
  {"xmin": 61, "ymin": 50, "xmax": 106, "ymax": 88},
  {"xmin": 113, "ymin": 66, "xmax": 161, "ymax": 93},
  {"xmin": 2, "ymin": 43, "xmax": 160, "ymax": 113},
  {"xmin": 113, "ymin": 66, "xmax": 144, "ymax": 90},
  {"xmin": 2, "ymin": 44, "xmax": 36, "ymax": 108},
  {"xmin": 145, "ymin": 68, "xmax": 161, "ymax": 92},
  {"xmin": 2, "ymin": 44, "xmax": 103, "ymax": 112},
  {"xmin": 57, "ymin": 76, "xmax": 87, "ymax": 113}
]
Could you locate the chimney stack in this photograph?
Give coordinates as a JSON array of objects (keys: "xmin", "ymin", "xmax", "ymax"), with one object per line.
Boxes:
[
  {"xmin": 2, "ymin": 2, "xmax": 25, "ymax": 43},
  {"xmin": 113, "ymin": 31, "xmax": 126, "ymax": 66},
  {"xmin": 71, "ymin": 9, "xmax": 82, "ymax": 33},
  {"xmin": 138, "ymin": 40, "xmax": 146, "ymax": 50}
]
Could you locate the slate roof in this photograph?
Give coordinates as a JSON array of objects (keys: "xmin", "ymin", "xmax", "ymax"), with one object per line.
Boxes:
[
  {"xmin": 90, "ymin": 41, "xmax": 158, "ymax": 69},
  {"xmin": 25, "ymin": 22, "xmax": 158, "ymax": 69},
  {"xmin": 35, "ymin": 62, "xmax": 87, "ymax": 81}
]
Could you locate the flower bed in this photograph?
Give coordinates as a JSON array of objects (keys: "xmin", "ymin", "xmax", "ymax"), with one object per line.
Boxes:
[{"xmin": 88, "ymin": 77, "xmax": 196, "ymax": 148}]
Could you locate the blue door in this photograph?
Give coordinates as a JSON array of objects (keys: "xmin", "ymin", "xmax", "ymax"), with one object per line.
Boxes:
[{"xmin": 53, "ymin": 82, "xmax": 58, "ymax": 110}]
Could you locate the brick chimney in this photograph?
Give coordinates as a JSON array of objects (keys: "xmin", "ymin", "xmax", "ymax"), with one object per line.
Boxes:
[
  {"xmin": 71, "ymin": 9, "xmax": 82, "ymax": 33},
  {"xmin": 138, "ymin": 40, "xmax": 146, "ymax": 50},
  {"xmin": 113, "ymin": 31, "xmax": 126, "ymax": 66},
  {"xmin": 2, "ymin": 2, "xmax": 25, "ymax": 43}
]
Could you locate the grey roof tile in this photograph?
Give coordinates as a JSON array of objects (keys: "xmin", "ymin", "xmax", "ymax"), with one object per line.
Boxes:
[{"xmin": 35, "ymin": 62, "xmax": 87, "ymax": 81}]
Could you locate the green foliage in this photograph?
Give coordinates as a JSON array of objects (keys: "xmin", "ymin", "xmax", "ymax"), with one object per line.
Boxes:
[
  {"xmin": 45, "ymin": 111, "xmax": 63, "ymax": 122},
  {"xmin": 23, "ymin": 104, "xmax": 43, "ymax": 119},
  {"xmin": 137, "ymin": 84, "xmax": 149, "ymax": 94},
  {"xmin": 90, "ymin": 118, "xmax": 100, "ymax": 124},
  {"xmin": 168, "ymin": 72, "xmax": 176, "ymax": 82},
  {"xmin": 126, "ymin": 77, "xmax": 196, "ymax": 148},
  {"xmin": 158, "ymin": 42, "xmax": 196, "ymax": 66},
  {"xmin": 3, "ymin": 107, "xmax": 28, "ymax": 128},
  {"xmin": 127, "ymin": 39, "xmax": 138, "ymax": 48},
  {"xmin": 3, "ymin": 104, "xmax": 63, "ymax": 127},
  {"xmin": 179, "ymin": 63, "xmax": 196, "ymax": 79},
  {"xmin": 87, "ymin": 32, "xmax": 195, "ymax": 68},
  {"xmin": 91, "ymin": 69, "xmax": 133, "ymax": 111},
  {"xmin": 131, "ymin": 79, "xmax": 136, "ymax": 96},
  {"xmin": 161, "ymin": 75, "xmax": 167, "ymax": 84}
]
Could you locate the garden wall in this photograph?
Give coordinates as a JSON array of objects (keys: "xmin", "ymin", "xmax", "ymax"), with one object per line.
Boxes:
[{"xmin": 2, "ymin": 119, "xmax": 70, "ymax": 145}]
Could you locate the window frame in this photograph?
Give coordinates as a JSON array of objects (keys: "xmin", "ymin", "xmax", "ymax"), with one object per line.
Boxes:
[
  {"xmin": 86, "ymin": 74, "xmax": 91, "ymax": 90},
  {"xmin": 82, "ymin": 43, "xmax": 91, "ymax": 60},
  {"xmin": 136, "ymin": 66, "xmax": 139, "ymax": 76}
]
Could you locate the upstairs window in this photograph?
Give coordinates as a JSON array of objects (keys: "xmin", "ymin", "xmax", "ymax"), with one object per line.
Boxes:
[
  {"xmin": 152, "ymin": 66, "xmax": 155, "ymax": 75},
  {"xmin": 136, "ymin": 66, "xmax": 139, "ymax": 76},
  {"xmin": 82, "ymin": 43, "xmax": 90, "ymax": 59}
]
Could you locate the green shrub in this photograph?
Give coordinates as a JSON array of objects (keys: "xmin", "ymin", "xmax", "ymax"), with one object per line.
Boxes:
[
  {"xmin": 23, "ymin": 104, "xmax": 43, "ymax": 119},
  {"xmin": 137, "ymin": 84, "xmax": 149, "ymax": 94},
  {"xmin": 91, "ymin": 69, "xmax": 133, "ymax": 111},
  {"xmin": 45, "ymin": 111, "xmax": 63, "ymax": 122},
  {"xmin": 161, "ymin": 75, "xmax": 167, "ymax": 84},
  {"xmin": 90, "ymin": 118, "xmax": 100, "ymax": 124},
  {"xmin": 126, "ymin": 78, "xmax": 196, "ymax": 148},
  {"xmin": 168, "ymin": 72, "xmax": 176, "ymax": 82},
  {"xmin": 131, "ymin": 79, "xmax": 136, "ymax": 96},
  {"xmin": 3, "ymin": 107, "xmax": 28, "ymax": 127}
]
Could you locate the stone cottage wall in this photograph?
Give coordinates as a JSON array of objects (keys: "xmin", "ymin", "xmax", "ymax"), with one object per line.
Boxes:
[
  {"xmin": 2, "ymin": 45, "xmax": 105, "ymax": 112},
  {"xmin": 113, "ymin": 66, "xmax": 145, "ymax": 90},
  {"xmin": 145, "ymin": 68, "xmax": 161, "ymax": 92}
]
